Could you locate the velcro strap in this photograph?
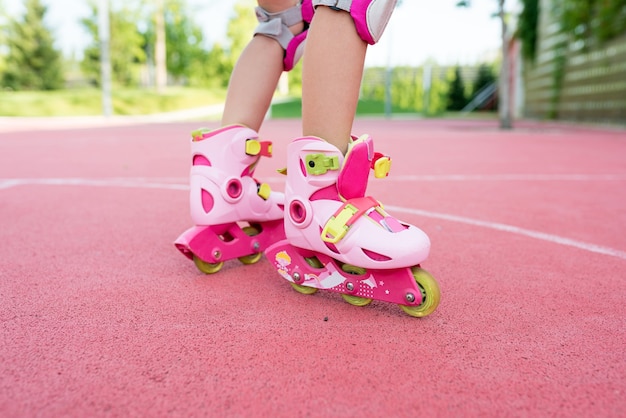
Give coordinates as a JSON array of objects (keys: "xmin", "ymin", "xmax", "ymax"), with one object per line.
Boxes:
[
  {"xmin": 321, "ymin": 196, "xmax": 379, "ymax": 244},
  {"xmin": 245, "ymin": 139, "xmax": 273, "ymax": 157},
  {"xmin": 254, "ymin": 5, "xmax": 302, "ymax": 49}
]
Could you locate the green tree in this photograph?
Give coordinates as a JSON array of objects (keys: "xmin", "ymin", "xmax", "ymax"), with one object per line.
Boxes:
[
  {"xmin": 81, "ymin": 2, "xmax": 146, "ymax": 86},
  {"xmin": 517, "ymin": 0, "xmax": 539, "ymax": 62},
  {"xmin": 223, "ymin": 1, "xmax": 257, "ymax": 78},
  {"xmin": 142, "ymin": 0, "xmax": 209, "ymax": 86},
  {"xmin": 447, "ymin": 66, "xmax": 467, "ymax": 111},
  {"xmin": 458, "ymin": 0, "xmax": 512, "ymax": 128},
  {"xmin": 472, "ymin": 63, "xmax": 497, "ymax": 97},
  {"xmin": 1, "ymin": 0, "xmax": 64, "ymax": 90},
  {"xmin": 192, "ymin": 0, "xmax": 256, "ymax": 89}
]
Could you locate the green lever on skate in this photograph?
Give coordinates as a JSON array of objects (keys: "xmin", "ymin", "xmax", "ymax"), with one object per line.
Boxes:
[{"xmin": 305, "ymin": 154, "xmax": 340, "ymax": 176}]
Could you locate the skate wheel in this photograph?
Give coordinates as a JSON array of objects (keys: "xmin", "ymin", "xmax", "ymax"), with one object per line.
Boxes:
[
  {"xmin": 400, "ymin": 267, "xmax": 440, "ymax": 318},
  {"xmin": 290, "ymin": 282, "xmax": 318, "ymax": 295},
  {"xmin": 237, "ymin": 226, "xmax": 263, "ymax": 265},
  {"xmin": 340, "ymin": 264, "xmax": 372, "ymax": 307},
  {"xmin": 341, "ymin": 294, "xmax": 372, "ymax": 307},
  {"xmin": 193, "ymin": 255, "xmax": 223, "ymax": 274}
]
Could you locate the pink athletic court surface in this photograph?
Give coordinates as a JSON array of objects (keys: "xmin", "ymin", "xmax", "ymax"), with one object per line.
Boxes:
[{"xmin": 1, "ymin": 117, "xmax": 625, "ymax": 417}]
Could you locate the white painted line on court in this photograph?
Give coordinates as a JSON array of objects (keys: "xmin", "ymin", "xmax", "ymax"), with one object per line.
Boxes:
[
  {"xmin": 387, "ymin": 205, "xmax": 626, "ymax": 261},
  {"xmin": 2, "ymin": 176, "xmax": 625, "ymax": 261}
]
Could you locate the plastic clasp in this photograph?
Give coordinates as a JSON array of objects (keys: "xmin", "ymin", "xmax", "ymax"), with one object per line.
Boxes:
[
  {"xmin": 322, "ymin": 204, "xmax": 358, "ymax": 244},
  {"xmin": 321, "ymin": 197, "xmax": 379, "ymax": 244},
  {"xmin": 305, "ymin": 154, "xmax": 340, "ymax": 176},
  {"xmin": 246, "ymin": 139, "xmax": 273, "ymax": 157},
  {"xmin": 371, "ymin": 152, "xmax": 391, "ymax": 178},
  {"xmin": 257, "ymin": 183, "xmax": 271, "ymax": 200}
]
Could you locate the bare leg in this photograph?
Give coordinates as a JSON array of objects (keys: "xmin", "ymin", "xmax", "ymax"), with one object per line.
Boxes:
[
  {"xmin": 302, "ymin": 6, "xmax": 367, "ymax": 154},
  {"xmin": 221, "ymin": 1, "xmax": 302, "ymax": 132}
]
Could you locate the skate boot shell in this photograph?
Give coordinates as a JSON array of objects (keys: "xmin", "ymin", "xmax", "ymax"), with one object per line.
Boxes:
[
  {"xmin": 175, "ymin": 125, "xmax": 286, "ymax": 273},
  {"xmin": 265, "ymin": 135, "xmax": 440, "ymax": 317}
]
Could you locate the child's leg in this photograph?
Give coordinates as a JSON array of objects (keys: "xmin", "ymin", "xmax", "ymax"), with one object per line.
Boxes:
[
  {"xmin": 222, "ymin": 1, "xmax": 305, "ymax": 131},
  {"xmin": 301, "ymin": 5, "xmax": 367, "ymax": 154}
]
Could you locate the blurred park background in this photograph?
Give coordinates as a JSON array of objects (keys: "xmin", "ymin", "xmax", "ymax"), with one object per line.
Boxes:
[{"xmin": 0, "ymin": 0, "xmax": 624, "ymax": 125}]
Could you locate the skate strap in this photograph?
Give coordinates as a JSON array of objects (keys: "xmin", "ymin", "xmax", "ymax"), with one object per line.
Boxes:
[
  {"xmin": 305, "ymin": 153, "xmax": 340, "ymax": 175},
  {"xmin": 245, "ymin": 139, "xmax": 273, "ymax": 157},
  {"xmin": 321, "ymin": 196, "xmax": 380, "ymax": 244}
]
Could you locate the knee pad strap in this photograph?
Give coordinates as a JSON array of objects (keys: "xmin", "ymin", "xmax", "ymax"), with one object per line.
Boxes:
[
  {"xmin": 313, "ymin": 0, "xmax": 396, "ymax": 44},
  {"xmin": 254, "ymin": 2, "xmax": 313, "ymax": 71}
]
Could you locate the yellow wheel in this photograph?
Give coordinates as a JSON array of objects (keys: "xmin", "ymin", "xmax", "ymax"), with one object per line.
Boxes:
[
  {"xmin": 340, "ymin": 264, "xmax": 372, "ymax": 307},
  {"xmin": 289, "ymin": 256, "xmax": 323, "ymax": 295},
  {"xmin": 193, "ymin": 255, "xmax": 223, "ymax": 274},
  {"xmin": 237, "ymin": 226, "xmax": 263, "ymax": 265},
  {"xmin": 400, "ymin": 267, "xmax": 440, "ymax": 318},
  {"xmin": 290, "ymin": 282, "xmax": 318, "ymax": 295}
]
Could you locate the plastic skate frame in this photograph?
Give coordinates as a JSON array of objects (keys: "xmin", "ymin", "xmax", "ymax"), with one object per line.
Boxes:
[
  {"xmin": 175, "ymin": 219, "xmax": 285, "ymax": 273},
  {"xmin": 265, "ymin": 239, "xmax": 439, "ymax": 316}
]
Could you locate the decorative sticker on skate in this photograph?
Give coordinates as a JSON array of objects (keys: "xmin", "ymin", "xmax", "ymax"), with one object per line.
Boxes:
[{"xmin": 272, "ymin": 250, "xmax": 382, "ymax": 293}]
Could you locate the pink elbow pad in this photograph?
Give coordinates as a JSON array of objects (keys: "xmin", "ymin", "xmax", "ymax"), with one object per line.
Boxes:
[{"xmin": 313, "ymin": 0, "xmax": 397, "ymax": 45}]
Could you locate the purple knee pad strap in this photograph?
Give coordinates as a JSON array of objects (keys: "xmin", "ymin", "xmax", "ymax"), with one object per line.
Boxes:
[
  {"xmin": 254, "ymin": 1, "xmax": 314, "ymax": 71},
  {"xmin": 313, "ymin": 0, "xmax": 396, "ymax": 44}
]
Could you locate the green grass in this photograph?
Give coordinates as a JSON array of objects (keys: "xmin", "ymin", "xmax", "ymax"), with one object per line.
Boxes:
[
  {"xmin": 0, "ymin": 87, "xmax": 227, "ymax": 117},
  {"xmin": 271, "ymin": 97, "xmax": 498, "ymax": 119},
  {"xmin": 271, "ymin": 97, "xmax": 430, "ymax": 118}
]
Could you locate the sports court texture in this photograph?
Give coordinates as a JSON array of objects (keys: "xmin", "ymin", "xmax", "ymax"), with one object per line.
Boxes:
[{"xmin": 1, "ymin": 116, "xmax": 625, "ymax": 417}]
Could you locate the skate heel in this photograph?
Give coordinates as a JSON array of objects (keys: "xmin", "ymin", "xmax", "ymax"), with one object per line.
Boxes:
[{"xmin": 175, "ymin": 125, "xmax": 285, "ymax": 273}]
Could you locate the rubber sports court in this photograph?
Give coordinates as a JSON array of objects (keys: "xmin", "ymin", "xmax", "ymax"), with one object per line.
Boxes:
[{"xmin": 1, "ymin": 116, "xmax": 625, "ymax": 416}]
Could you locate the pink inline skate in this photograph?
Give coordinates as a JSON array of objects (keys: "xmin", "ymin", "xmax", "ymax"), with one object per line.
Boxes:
[
  {"xmin": 265, "ymin": 135, "xmax": 440, "ymax": 317},
  {"xmin": 175, "ymin": 125, "xmax": 286, "ymax": 274}
]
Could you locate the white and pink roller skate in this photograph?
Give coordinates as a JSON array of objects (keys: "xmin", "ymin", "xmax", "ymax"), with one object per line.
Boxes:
[
  {"xmin": 265, "ymin": 135, "xmax": 440, "ymax": 317},
  {"xmin": 175, "ymin": 125, "xmax": 286, "ymax": 274}
]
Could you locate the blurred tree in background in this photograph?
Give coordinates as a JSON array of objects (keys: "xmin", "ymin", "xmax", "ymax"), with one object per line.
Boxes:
[
  {"xmin": 1, "ymin": 0, "xmax": 64, "ymax": 90},
  {"xmin": 80, "ymin": 2, "xmax": 146, "ymax": 87},
  {"xmin": 472, "ymin": 63, "xmax": 497, "ymax": 97},
  {"xmin": 446, "ymin": 66, "xmax": 467, "ymax": 111}
]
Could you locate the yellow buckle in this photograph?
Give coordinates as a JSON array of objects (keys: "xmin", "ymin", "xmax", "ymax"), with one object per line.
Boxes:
[
  {"xmin": 245, "ymin": 139, "xmax": 261, "ymax": 155},
  {"xmin": 246, "ymin": 139, "xmax": 272, "ymax": 157},
  {"xmin": 321, "ymin": 203, "xmax": 358, "ymax": 244},
  {"xmin": 374, "ymin": 156, "xmax": 391, "ymax": 178},
  {"xmin": 305, "ymin": 154, "xmax": 340, "ymax": 176},
  {"xmin": 257, "ymin": 183, "xmax": 271, "ymax": 200}
]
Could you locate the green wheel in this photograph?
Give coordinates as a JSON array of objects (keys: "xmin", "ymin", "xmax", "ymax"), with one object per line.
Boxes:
[{"xmin": 400, "ymin": 267, "xmax": 440, "ymax": 318}]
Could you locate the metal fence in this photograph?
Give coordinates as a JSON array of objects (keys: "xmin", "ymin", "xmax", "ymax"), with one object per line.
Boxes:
[{"xmin": 523, "ymin": 0, "xmax": 626, "ymax": 123}]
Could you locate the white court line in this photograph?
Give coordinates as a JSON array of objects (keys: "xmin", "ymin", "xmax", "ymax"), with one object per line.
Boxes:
[
  {"xmin": 386, "ymin": 205, "xmax": 626, "ymax": 261},
  {"xmin": 2, "ymin": 176, "xmax": 625, "ymax": 261},
  {"xmin": 261, "ymin": 174, "xmax": 626, "ymax": 183}
]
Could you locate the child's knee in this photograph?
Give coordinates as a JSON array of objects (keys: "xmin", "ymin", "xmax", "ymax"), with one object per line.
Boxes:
[{"xmin": 254, "ymin": 1, "xmax": 314, "ymax": 71}]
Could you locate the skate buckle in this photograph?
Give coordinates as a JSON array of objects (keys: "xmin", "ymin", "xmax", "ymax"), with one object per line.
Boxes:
[
  {"xmin": 257, "ymin": 182, "xmax": 271, "ymax": 200},
  {"xmin": 245, "ymin": 139, "xmax": 273, "ymax": 157},
  {"xmin": 372, "ymin": 153, "xmax": 391, "ymax": 178},
  {"xmin": 305, "ymin": 154, "xmax": 339, "ymax": 175},
  {"xmin": 321, "ymin": 196, "xmax": 379, "ymax": 244}
]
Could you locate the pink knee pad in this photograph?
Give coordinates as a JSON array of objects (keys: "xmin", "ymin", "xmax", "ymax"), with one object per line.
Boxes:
[
  {"xmin": 254, "ymin": 1, "xmax": 314, "ymax": 71},
  {"xmin": 313, "ymin": 0, "xmax": 397, "ymax": 44}
]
